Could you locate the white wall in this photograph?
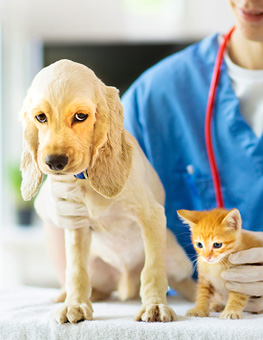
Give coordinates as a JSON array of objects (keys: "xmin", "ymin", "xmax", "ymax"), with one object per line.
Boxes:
[
  {"xmin": 0, "ymin": 0, "xmax": 234, "ymax": 42},
  {"xmin": 0, "ymin": 27, "xmax": 3, "ymax": 226}
]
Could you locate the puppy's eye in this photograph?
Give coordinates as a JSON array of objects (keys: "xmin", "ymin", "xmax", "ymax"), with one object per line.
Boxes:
[
  {"xmin": 35, "ymin": 113, "xmax": 47, "ymax": 123},
  {"xmin": 213, "ymin": 243, "xmax": 223, "ymax": 249},
  {"xmin": 74, "ymin": 113, "xmax": 88, "ymax": 122},
  {"xmin": 196, "ymin": 242, "xmax": 203, "ymax": 249}
]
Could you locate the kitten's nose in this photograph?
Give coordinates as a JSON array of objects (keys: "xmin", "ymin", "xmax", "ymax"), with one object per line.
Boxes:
[
  {"xmin": 45, "ymin": 154, "xmax": 68, "ymax": 171},
  {"xmin": 206, "ymin": 256, "xmax": 212, "ymax": 262}
]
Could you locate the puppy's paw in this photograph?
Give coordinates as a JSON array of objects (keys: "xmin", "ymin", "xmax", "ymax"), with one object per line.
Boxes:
[
  {"xmin": 135, "ymin": 304, "xmax": 177, "ymax": 322},
  {"xmin": 220, "ymin": 309, "xmax": 242, "ymax": 320},
  {"xmin": 54, "ymin": 302, "xmax": 93, "ymax": 324},
  {"xmin": 186, "ymin": 307, "xmax": 209, "ymax": 317}
]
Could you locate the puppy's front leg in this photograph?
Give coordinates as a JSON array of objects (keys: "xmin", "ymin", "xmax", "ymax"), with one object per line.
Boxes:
[
  {"xmin": 136, "ymin": 204, "xmax": 177, "ymax": 322},
  {"xmin": 55, "ymin": 227, "xmax": 93, "ymax": 324}
]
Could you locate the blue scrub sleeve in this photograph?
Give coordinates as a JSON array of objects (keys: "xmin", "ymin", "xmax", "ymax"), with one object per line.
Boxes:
[{"xmin": 122, "ymin": 87, "xmax": 148, "ymax": 157}]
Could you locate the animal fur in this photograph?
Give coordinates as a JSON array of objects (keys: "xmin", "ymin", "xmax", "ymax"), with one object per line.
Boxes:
[{"xmin": 20, "ymin": 59, "xmax": 195, "ymax": 324}]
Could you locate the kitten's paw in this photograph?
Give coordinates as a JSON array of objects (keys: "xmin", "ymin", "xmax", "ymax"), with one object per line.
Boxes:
[
  {"xmin": 54, "ymin": 302, "xmax": 93, "ymax": 324},
  {"xmin": 135, "ymin": 304, "xmax": 177, "ymax": 322},
  {"xmin": 210, "ymin": 303, "xmax": 225, "ymax": 313},
  {"xmin": 186, "ymin": 307, "xmax": 209, "ymax": 317},
  {"xmin": 220, "ymin": 310, "xmax": 242, "ymax": 320}
]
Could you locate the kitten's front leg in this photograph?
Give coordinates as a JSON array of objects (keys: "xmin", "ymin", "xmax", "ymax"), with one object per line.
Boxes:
[
  {"xmin": 55, "ymin": 227, "xmax": 93, "ymax": 324},
  {"xmin": 220, "ymin": 291, "xmax": 248, "ymax": 319},
  {"xmin": 187, "ymin": 278, "xmax": 212, "ymax": 317}
]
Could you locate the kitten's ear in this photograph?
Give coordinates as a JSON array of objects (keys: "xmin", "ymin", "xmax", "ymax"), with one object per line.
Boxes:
[
  {"xmin": 177, "ymin": 210, "xmax": 204, "ymax": 229},
  {"xmin": 221, "ymin": 208, "xmax": 242, "ymax": 231}
]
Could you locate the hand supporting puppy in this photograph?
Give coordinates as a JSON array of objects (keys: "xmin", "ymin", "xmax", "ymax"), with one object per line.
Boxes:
[
  {"xmin": 41, "ymin": 178, "xmax": 90, "ymax": 229},
  {"xmin": 221, "ymin": 247, "xmax": 263, "ymax": 313}
]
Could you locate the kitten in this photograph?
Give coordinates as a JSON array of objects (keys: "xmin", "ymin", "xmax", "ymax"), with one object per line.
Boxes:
[{"xmin": 177, "ymin": 208, "xmax": 262, "ymax": 319}]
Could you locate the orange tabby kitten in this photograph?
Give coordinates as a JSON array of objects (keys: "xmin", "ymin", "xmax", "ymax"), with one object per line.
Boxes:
[{"xmin": 177, "ymin": 208, "xmax": 262, "ymax": 319}]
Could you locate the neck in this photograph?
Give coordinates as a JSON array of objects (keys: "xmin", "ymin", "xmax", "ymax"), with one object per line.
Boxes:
[{"xmin": 228, "ymin": 29, "xmax": 263, "ymax": 70}]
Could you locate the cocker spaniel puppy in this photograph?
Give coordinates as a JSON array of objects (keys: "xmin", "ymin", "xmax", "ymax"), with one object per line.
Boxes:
[{"xmin": 20, "ymin": 60, "xmax": 195, "ymax": 324}]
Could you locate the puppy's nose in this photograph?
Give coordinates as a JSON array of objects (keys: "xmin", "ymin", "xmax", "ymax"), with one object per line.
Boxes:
[{"xmin": 45, "ymin": 154, "xmax": 68, "ymax": 171}]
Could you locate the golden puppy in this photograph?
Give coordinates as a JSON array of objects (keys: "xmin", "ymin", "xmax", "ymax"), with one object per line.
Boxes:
[{"xmin": 20, "ymin": 59, "xmax": 195, "ymax": 324}]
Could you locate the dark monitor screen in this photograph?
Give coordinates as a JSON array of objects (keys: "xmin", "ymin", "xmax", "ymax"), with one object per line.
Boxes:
[{"xmin": 43, "ymin": 41, "xmax": 194, "ymax": 96}]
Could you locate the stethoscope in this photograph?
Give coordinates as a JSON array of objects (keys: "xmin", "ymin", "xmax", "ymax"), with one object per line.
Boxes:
[{"xmin": 205, "ymin": 26, "xmax": 235, "ymax": 208}]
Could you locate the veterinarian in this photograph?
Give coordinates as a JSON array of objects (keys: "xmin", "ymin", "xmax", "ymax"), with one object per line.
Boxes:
[
  {"xmin": 121, "ymin": 0, "xmax": 263, "ymax": 313},
  {"xmin": 44, "ymin": 0, "xmax": 263, "ymax": 313}
]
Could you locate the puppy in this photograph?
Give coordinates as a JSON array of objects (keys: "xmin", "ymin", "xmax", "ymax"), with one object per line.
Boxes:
[{"xmin": 20, "ymin": 59, "xmax": 195, "ymax": 323}]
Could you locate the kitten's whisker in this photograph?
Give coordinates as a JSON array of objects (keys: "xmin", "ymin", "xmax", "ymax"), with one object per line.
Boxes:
[
  {"xmin": 187, "ymin": 257, "xmax": 198, "ymax": 276},
  {"xmin": 174, "ymin": 231, "xmax": 192, "ymax": 237},
  {"xmin": 183, "ymin": 243, "xmax": 196, "ymax": 249},
  {"xmin": 179, "ymin": 256, "xmax": 198, "ymax": 277},
  {"xmin": 189, "ymin": 254, "xmax": 198, "ymax": 261},
  {"xmin": 219, "ymin": 257, "xmax": 228, "ymax": 268}
]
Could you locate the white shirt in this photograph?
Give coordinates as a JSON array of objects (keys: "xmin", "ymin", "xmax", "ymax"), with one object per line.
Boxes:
[{"xmin": 224, "ymin": 51, "xmax": 263, "ymax": 138}]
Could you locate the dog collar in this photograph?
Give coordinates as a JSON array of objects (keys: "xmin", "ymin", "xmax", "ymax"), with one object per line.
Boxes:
[{"xmin": 74, "ymin": 169, "xmax": 88, "ymax": 179}]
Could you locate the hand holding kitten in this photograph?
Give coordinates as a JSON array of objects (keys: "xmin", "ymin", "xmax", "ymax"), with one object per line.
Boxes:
[{"xmin": 221, "ymin": 245, "xmax": 263, "ymax": 314}]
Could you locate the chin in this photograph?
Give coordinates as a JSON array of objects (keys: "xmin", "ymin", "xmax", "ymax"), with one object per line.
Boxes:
[
  {"xmin": 202, "ymin": 258, "xmax": 221, "ymax": 264},
  {"xmin": 237, "ymin": 23, "xmax": 263, "ymax": 42}
]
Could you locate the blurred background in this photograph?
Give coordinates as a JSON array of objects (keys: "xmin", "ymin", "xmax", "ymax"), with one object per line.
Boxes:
[{"xmin": 0, "ymin": 0, "xmax": 234, "ymax": 288}]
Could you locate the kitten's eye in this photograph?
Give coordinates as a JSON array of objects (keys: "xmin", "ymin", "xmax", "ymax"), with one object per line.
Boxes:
[
  {"xmin": 35, "ymin": 113, "xmax": 47, "ymax": 123},
  {"xmin": 196, "ymin": 242, "xmax": 203, "ymax": 249},
  {"xmin": 73, "ymin": 113, "xmax": 88, "ymax": 122},
  {"xmin": 213, "ymin": 243, "xmax": 223, "ymax": 249}
]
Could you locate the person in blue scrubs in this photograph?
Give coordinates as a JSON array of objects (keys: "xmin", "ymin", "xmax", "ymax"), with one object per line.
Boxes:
[
  {"xmin": 43, "ymin": 0, "xmax": 263, "ymax": 312},
  {"xmin": 121, "ymin": 0, "xmax": 263, "ymax": 312}
]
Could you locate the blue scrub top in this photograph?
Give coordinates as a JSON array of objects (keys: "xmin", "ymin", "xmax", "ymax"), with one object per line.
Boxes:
[{"xmin": 122, "ymin": 33, "xmax": 263, "ymax": 262}]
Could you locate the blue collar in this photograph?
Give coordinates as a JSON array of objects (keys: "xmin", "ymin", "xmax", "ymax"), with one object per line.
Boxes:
[{"xmin": 74, "ymin": 169, "xmax": 88, "ymax": 179}]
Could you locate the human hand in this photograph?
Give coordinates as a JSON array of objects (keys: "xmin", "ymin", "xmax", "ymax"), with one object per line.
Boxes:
[
  {"xmin": 45, "ymin": 178, "xmax": 89, "ymax": 229},
  {"xmin": 221, "ymin": 247, "xmax": 263, "ymax": 313}
]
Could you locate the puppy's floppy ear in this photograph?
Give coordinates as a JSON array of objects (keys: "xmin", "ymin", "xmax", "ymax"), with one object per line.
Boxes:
[
  {"xmin": 20, "ymin": 95, "xmax": 43, "ymax": 201},
  {"xmin": 88, "ymin": 85, "xmax": 133, "ymax": 198}
]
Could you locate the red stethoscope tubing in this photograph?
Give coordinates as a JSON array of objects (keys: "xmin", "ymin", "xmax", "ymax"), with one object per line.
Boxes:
[{"xmin": 204, "ymin": 26, "xmax": 235, "ymax": 208}]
